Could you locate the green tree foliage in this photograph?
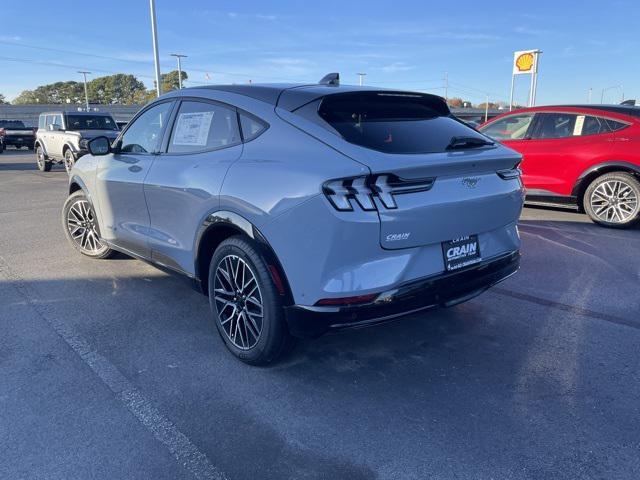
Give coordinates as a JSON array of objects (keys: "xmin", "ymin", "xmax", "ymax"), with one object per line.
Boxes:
[
  {"xmin": 0, "ymin": 93, "xmax": 8, "ymax": 104},
  {"xmin": 161, "ymin": 70, "xmax": 188, "ymax": 92},
  {"xmin": 87, "ymin": 74, "xmax": 146, "ymax": 104},
  {"xmin": 13, "ymin": 74, "xmax": 147, "ymax": 105}
]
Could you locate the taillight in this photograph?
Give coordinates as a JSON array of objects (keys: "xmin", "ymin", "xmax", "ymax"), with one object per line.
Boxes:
[
  {"xmin": 323, "ymin": 174, "xmax": 435, "ymax": 212},
  {"xmin": 497, "ymin": 161, "xmax": 522, "ymax": 180},
  {"xmin": 0, "ymin": 128, "xmax": 5, "ymax": 136}
]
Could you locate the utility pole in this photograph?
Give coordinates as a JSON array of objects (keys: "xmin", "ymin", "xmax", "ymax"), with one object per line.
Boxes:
[
  {"xmin": 588, "ymin": 88, "xmax": 592, "ymax": 103},
  {"xmin": 170, "ymin": 53, "xmax": 188, "ymax": 89},
  {"xmin": 484, "ymin": 94, "xmax": 489, "ymax": 123},
  {"xmin": 357, "ymin": 73, "xmax": 366, "ymax": 86},
  {"xmin": 149, "ymin": 0, "xmax": 162, "ymax": 97},
  {"xmin": 78, "ymin": 71, "xmax": 91, "ymax": 111},
  {"xmin": 443, "ymin": 71, "xmax": 449, "ymax": 101},
  {"xmin": 600, "ymin": 85, "xmax": 622, "ymax": 104}
]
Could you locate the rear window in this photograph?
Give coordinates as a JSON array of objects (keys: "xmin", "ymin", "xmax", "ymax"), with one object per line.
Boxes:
[
  {"xmin": 317, "ymin": 92, "xmax": 488, "ymax": 154},
  {"xmin": 0, "ymin": 120, "xmax": 26, "ymax": 128}
]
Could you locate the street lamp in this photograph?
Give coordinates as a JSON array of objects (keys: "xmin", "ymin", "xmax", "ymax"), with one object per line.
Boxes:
[
  {"xmin": 170, "ymin": 53, "xmax": 188, "ymax": 89},
  {"xmin": 357, "ymin": 73, "xmax": 366, "ymax": 86},
  {"xmin": 78, "ymin": 71, "xmax": 91, "ymax": 111},
  {"xmin": 149, "ymin": 0, "xmax": 162, "ymax": 97},
  {"xmin": 600, "ymin": 85, "xmax": 622, "ymax": 104}
]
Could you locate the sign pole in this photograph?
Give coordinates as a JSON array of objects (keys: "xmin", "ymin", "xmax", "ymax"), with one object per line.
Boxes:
[{"xmin": 509, "ymin": 74, "xmax": 515, "ymax": 111}]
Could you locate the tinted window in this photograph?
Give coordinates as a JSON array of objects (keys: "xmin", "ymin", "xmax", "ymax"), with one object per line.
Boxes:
[
  {"xmin": 239, "ymin": 113, "xmax": 267, "ymax": 141},
  {"xmin": 168, "ymin": 101, "xmax": 240, "ymax": 153},
  {"xmin": 481, "ymin": 114, "xmax": 534, "ymax": 140},
  {"xmin": 0, "ymin": 120, "xmax": 26, "ymax": 128},
  {"xmin": 317, "ymin": 92, "xmax": 485, "ymax": 154},
  {"xmin": 66, "ymin": 115, "xmax": 118, "ymax": 131},
  {"xmin": 121, "ymin": 102, "xmax": 173, "ymax": 154},
  {"xmin": 533, "ymin": 113, "xmax": 578, "ymax": 139},
  {"xmin": 579, "ymin": 115, "xmax": 610, "ymax": 135},
  {"xmin": 605, "ymin": 119, "xmax": 628, "ymax": 132}
]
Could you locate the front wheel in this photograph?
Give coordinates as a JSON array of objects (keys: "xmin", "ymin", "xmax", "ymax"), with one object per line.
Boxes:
[
  {"xmin": 36, "ymin": 146, "xmax": 52, "ymax": 172},
  {"xmin": 62, "ymin": 191, "xmax": 114, "ymax": 258},
  {"xmin": 208, "ymin": 237, "xmax": 294, "ymax": 366},
  {"xmin": 583, "ymin": 172, "xmax": 640, "ymax": 228}
]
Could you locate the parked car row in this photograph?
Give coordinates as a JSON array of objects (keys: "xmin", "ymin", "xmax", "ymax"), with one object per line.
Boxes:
[{"xmin": 479, "ymin": 104, "xmax": 640, "ymax": 228}]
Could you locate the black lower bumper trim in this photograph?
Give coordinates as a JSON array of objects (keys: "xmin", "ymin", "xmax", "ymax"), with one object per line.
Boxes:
[{"xmin": 284, "ymin": 251, "xmax": 520, "ymax": 338}]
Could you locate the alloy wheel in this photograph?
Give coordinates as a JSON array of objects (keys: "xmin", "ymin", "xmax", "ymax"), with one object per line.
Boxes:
[
  {"xmin": 590, "ymin": 180, "xmax": 639, "ymax": 224},
  {"xmin": 66, "ymin": 199, "xmax": 104, "ymax": 253},
  {"xmin": 37, "ymin": 148, "xmax": 45, "ymax": 169},
  {"xmin": 213, "ymin": 255, "xmax": 264, "ymax": 350},
  {"xmin": 64, "ymin": 151, "xmax": 74, "ymax": 174}
]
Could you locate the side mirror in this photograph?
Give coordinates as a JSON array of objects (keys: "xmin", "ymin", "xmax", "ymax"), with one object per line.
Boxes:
[{"xmin": 88, "ymin": 136, "xmax": 111, "ymax": 156}]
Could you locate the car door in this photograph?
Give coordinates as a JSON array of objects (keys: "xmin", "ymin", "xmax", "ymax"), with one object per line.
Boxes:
[
  {"xmin": 143, "ymin": 98, "xmax": 243, "ymax": 274},
  {"xmin": 94, "ymin": 100, "xmax": 175, "ymax": 258},
  {"xmin": 517, "ymin": 112, "xmax": 617, "ymax": 195},
  {"xmin": 48, "ymin": 113, "xmax": 65, "ymax": 158}
]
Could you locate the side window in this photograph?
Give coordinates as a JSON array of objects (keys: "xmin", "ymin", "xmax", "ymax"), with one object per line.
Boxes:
[
  {"xmin": 481, "ymin": 114, "xmax": 534, "ymax": 140},
  {"xmin": 51, "ymin": 114, "xmax": 63, "ymax": 129},
  {"xmin": 605, "ymin": 119, "xmax": 629, "ymax": 132},
  {"xmin": 239, "ymin": 113, "xmax": 267, "ymax": 141},
  {"xmin": 168, "ymin": 101, "xmax": 240, "ymax": 153},
  {"xmin": 120, "ymin": 101, "xmax": 173, "ymax": 154},
  {"xmin": 45, "ymin": 115, "xmax": 53, "ymax": 127},
  {"xmin": 579, "ymin": 115, "xmax": 610, "ymax": 136},
  {"xmin": 38, "ymin": 116, "xmax": 46, "ymax": 129},
  {"xmin": 533, "ymin": 113, "xmax": 578, "ymax": 139}
]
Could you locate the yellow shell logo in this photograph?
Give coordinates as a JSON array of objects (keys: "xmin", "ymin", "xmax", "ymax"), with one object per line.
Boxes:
[{"xmin": 516, "ymin": 53, "xmax": 534, "ymax": 72}]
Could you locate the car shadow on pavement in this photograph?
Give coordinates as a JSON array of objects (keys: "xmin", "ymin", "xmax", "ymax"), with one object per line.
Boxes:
[{"xmin": 0, "ymin": 162, "xmax": 40, "ymax": 171}]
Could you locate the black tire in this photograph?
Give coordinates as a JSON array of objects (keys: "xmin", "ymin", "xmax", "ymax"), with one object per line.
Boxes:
[
  {"xmin": 36, "ymin": 145, "xmax": 52, "ymax": 172},
  {"xmin": 62, "ymin": 191, "xmax": 114, "ymax": 259},
  {"xmin": 583, "ymin": 172, "xmax": 640, "ymax": 229},
  {"xmin": 0, "ymin": 142, "xmax": 4, "ymax": 154},
  {"xmin": 208, "ymin": 236, "xmax": 295, "ymax": 366},
  {"xmin": 64, "ymin": 149, "xmax": 75, "ymax": 175}
]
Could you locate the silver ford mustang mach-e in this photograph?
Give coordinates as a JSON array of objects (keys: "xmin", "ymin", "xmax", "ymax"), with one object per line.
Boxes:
[{"xmin": 63, "ymin": 75, "xmax": 524, "ymax": 365}]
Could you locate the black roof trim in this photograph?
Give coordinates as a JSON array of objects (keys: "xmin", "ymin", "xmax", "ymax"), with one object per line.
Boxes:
[{"xmin": 550, "ymin": 104, "xmax": 640, "ymax": 118}]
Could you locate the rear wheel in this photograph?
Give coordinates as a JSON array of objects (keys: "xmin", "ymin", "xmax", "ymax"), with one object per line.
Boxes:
[
  {"xmin": 64, "ymin": 149, "xmax": 75, "ymax": 174},
  {"xmin": 208, "ymin": 237, "xmax": 294, "ymax": 366},
  {"xmin": 62, "ymin": 191, "xmax": 114, "ymax": 258},
  {"xmin": 36, "ymin": 146, "xmax": 52, "ymax": 172},
  {"xmin": 583, "ymin": 172, "xmax": 640, "ymax": 228}
]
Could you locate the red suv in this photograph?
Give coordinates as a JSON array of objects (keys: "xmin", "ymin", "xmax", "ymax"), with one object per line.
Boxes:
[{"xmin": 479, "ymin": 105, "xmax": 640, "ymax": 228}]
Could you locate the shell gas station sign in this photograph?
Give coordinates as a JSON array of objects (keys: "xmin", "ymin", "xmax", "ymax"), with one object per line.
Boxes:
[
  {"xmin": 509, "ymin": 49, "xmax": 541, "ymax": 110},
  {"xmin": 513, "ymin": 50, "xmax": 539, "ymax": 75}
]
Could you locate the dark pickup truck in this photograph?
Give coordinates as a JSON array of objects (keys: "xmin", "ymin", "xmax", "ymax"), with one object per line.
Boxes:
[{"xmin": 0, "ymin": 120, "xmax": 36, "ymax": 151}]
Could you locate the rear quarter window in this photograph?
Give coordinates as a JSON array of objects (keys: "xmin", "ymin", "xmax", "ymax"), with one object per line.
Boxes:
[{"xmin": 316, "ymin": 91, "xmax": 487, "ymax": 154}]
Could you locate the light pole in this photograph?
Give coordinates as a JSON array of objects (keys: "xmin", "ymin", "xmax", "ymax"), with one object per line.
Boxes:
[
  {"xmin": 587, "ymin": 87, "xmax": 592, "ymax": 103},
  {"xmin": 149, "ymin": 0, "xmax": 162, "ymax": 97},
  {"xmin": 78, "ymin": 71, "xmax": 91, "ymax": 111},
  {"xmin": 170, "ymin": 53, "xmax": 188, "ymax": 89},
  {"xmin": 357, "ymin": 73, "xmax": 366, "ymax": 86},
  {"xmin": 443, "ymin": 71, "xmax": 449, "ymax": 101},
  {"xmin": 600, "ymin": 85, "xmax": 622, "ymax": 104},
  {"xmin": 484, "ymin": 94, "xmax": 489, "ymax": 123}
]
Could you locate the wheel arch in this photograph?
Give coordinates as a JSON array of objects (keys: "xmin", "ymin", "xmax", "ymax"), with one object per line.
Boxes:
[
  {"xmin": 571, "ymin": 161, "xmax": 640, "ymax": 211},
  {"xmin": 194, "ymin": 211, "xmax": 294, "ymax": 305},
  {"xmin": 34, "ymin": 139, "xmax": 48, "ymax": 157}
]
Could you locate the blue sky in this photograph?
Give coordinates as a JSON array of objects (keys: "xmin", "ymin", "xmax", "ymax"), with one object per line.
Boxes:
[{"xmin": 1, "ymin": 0, "xmax": 638, "ymax": 105}]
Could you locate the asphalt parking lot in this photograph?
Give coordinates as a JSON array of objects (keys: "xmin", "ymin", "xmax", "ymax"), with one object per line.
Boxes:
[{"xmin": 1, "ymin": 148, "xmax": 639, "ymax": 480}]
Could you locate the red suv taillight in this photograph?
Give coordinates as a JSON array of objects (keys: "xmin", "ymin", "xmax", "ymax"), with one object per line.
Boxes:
[{"xmin": 322, "ymin": 174, "xmax": 435, "ymax": 212}]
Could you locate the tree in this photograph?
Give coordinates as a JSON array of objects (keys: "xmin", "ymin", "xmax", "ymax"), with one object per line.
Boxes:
[
  {"xmin": 0, "ymin": 93, "xmax": 8, "ymax": 104},
  {"xmin": 161, "ymin": 70, "xmax": 188, "ymax": 92},
  {"xmin": 87, "ymin": 74, "xmax": 146, "ymax": 104},
  {"xmin": 13, "ymin": 81, "xmax": 84, "ymax": 104}
]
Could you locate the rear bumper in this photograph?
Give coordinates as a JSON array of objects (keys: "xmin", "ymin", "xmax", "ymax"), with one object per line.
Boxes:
[
  {"xmin": 4, "ymin": 135, "xmax": 34, "ymax": 147},
  {"xmin": 284, "ymin": 250, "xmax": 520, "ymax": 338}
]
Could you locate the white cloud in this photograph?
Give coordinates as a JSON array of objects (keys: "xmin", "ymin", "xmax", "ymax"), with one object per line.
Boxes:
[{"xmin": 381, "ymin": 62, "xmax": 415, "ymax": 73}]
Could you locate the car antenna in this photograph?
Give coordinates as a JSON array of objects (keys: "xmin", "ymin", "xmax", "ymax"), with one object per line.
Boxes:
[{"xmin": 319, "ymin": 73, "xmax": 340, "ymax": 86}]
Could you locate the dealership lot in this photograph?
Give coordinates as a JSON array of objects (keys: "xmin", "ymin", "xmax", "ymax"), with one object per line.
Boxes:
[{"xmin": 1, "ymin": 149, "xmax": 639, "ymax": 479}]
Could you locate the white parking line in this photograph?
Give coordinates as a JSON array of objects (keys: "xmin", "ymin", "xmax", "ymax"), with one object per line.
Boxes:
[{"xmin": 0, "ymin": 254, "xmax": 227, "ymax": 480}]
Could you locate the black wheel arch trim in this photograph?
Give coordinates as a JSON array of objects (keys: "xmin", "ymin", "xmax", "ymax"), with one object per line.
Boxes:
[
  {"xmin": 572, "ymin": 161, "xmax": 640, "ymax": 197},
  {"xmin": 34, "ymin": 140, "xmax": 49, "ymax": 157},
  {"xmin": 194, "ymin": 210, "xmax": 295, "ymax": 305}
]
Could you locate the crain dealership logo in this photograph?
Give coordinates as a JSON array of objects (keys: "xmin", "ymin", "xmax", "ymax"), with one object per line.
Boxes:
[
  {"xmin": 386, "ymin": 232, "xmax": 411, "ymax": 242},
  {"xmin": 462, "ymin": 177, "xmax": 481, "ymax": 189}
]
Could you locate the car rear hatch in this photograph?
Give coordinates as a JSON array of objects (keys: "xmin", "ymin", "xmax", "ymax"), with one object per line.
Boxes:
[{"xmin": 282, "ymin": 89, "xmax": 524, "ymax": 250}]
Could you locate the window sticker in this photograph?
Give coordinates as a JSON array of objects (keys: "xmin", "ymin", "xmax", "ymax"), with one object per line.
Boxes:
[
  {"xmin": 172, "ymin": 111, "xmax": 214, "ymax": 146},
  {"xmin": 573, "ymin": 115, "xmax": 585, "ymax": 136}
]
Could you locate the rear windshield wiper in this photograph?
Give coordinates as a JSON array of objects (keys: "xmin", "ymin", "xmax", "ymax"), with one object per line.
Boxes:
[{"xmin": 446, "ymin": 136, "xmax": 494, "ymax": 150}]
